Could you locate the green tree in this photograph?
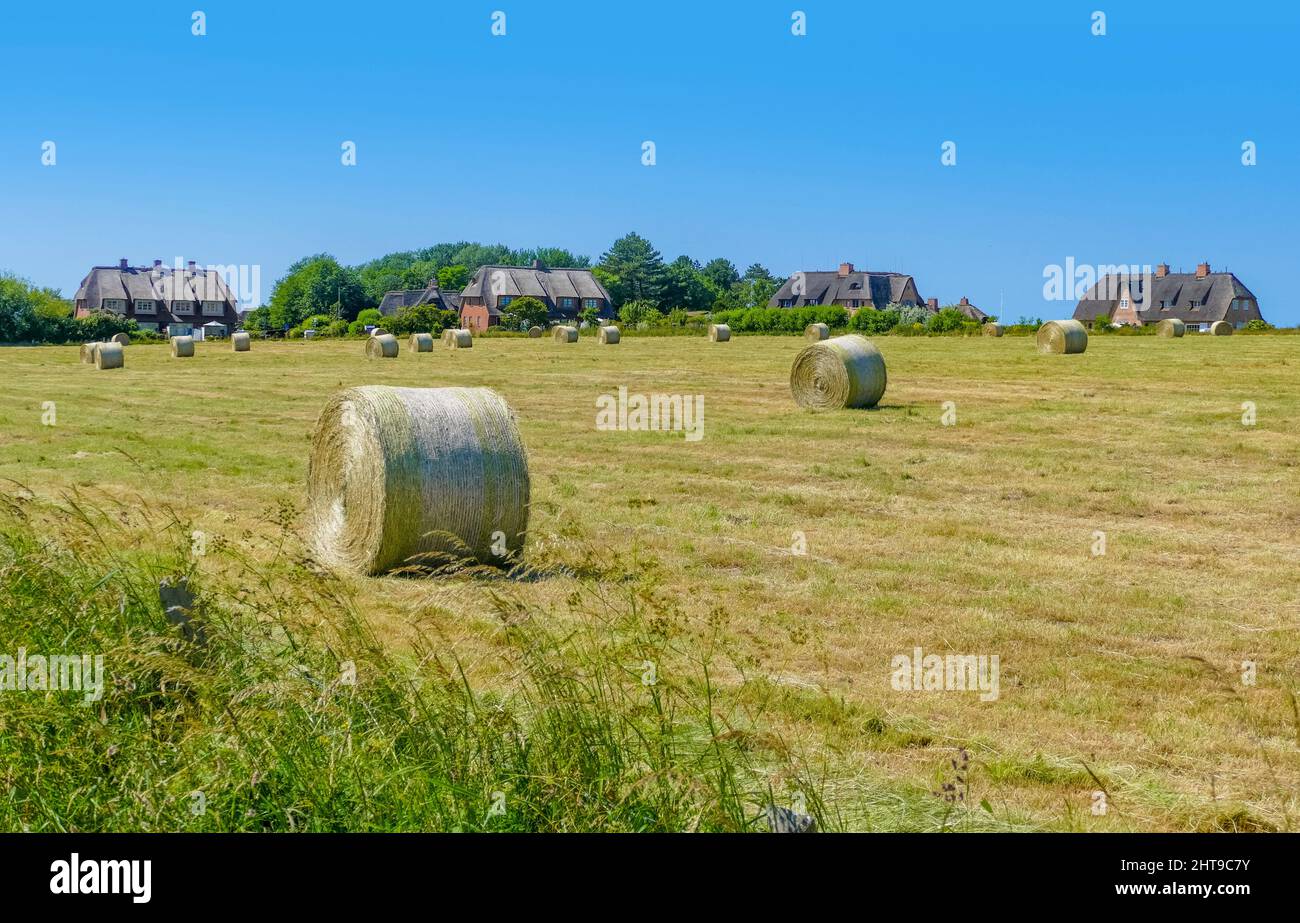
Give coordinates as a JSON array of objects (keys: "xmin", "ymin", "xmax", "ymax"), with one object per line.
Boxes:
[
  {"xmin": 268, "ymin": 255, "xmax": 367, "ymax": 329},
  {"xmin": 500, "ymin": 295, "xmax": 549, "ymax": 331},
  {"xmin": 663, "ymin": 256, "xmax": 713, "ymax": 312},
  {"xmin": 700, "ymin": 258, "xmax": 740, "ymax": 294},
  {"xmin": 618, "ymin": 299, "xmax": 662, "ymax": 327},
  {"xmin": 597, "ymin": 233, "xmax": 668, "ymax": 306},
  {"xmin": 437, "ymin": 265, "xmax": 470, "ymax": 291}
]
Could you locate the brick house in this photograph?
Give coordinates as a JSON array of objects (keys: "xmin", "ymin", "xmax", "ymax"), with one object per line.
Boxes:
[
  {"xmin": 457, "ymin": 261, "xmax": 614, "ymax": 331},
  {"xmin": 73, "ymin": 259, "xmax": 239, "ymax": 335},
  {"xmin": 768, "ymin": 262, "xmax": 926, "ymax": 314},
  {"xmin": 1073, "ymin": 262, "xmax": 1264, "ymax": 331}
]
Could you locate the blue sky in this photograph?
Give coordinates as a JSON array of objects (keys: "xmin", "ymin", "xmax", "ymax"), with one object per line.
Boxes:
[{"xmin": 1, "ymin": 0, "xmax": 1297, "ymax": 323}]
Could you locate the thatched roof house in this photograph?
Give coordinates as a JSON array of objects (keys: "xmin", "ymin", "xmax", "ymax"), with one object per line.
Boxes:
[
  {"xmin": 768, "ymin": 262, "xmax": 926, "ymax": 313},
  {"xmin": 1073, "ymin": 262, "xmax": 1263, "ymax": 331},
  {"xmin": 458, "ymin": 261, "xmax": 614, "ymax": 330},
  {"xmin": 74, "ymin": 259, "xmax": 239, "ymax": 334},
  {"xmin": 377, "ymin": 280, "xmax": 461, "ymax": 317}
]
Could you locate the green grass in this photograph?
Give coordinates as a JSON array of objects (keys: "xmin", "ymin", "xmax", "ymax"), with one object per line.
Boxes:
[{"xmin": 1, "ymin": 332, "xmax": 1297, "ymax": 831}]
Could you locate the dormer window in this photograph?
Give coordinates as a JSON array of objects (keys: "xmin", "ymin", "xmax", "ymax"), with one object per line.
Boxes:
[
  {"xmin": 135, "ymin": 300, "xmax": 156, "ymax": 314},
  {"xmin": 172, "ymin": 300, "xmax": 195, "ymax": 315},
  {"xmin": 1120, "ymin": 298, "xmax": 1129, "ymax": 309},
  {"xmin": 201, "ymin": 300, "xmax": 224, "ymax": 316},
  {"xmin": 101, "ymin": 298, "xmax": 126, "ymax": 314}
]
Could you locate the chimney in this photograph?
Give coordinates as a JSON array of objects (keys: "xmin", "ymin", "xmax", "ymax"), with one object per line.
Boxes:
[
  {"xmin": 926, "ymin": 298, "xmax": 939, "ymax": 310},
  {"xmin": 153, "ymin": 259, "xmax": 162, "ymax": 269},
  {"xmin": 837, "ymin": 262, "xmax": 855, "ymax": 277},
  {"xmin": 1195, "ymin": 261, "xmax": 1210, "ymax": 279},
  {"xmin": 1155, "ymin": 262, "xmax": 1169, "ymax": 279},
  {"xmin": 959, "ymin": 296, "xmax": 970, "ymax": 306},
  {"xmin": 118, "ymin": 258, "xmax": 128, "ymax": 270}
]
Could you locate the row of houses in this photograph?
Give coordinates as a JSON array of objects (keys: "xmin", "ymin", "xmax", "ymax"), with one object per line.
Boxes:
[{"xmin": 72, "ymin": 257, "xmax": 1264, "ymax": 335}]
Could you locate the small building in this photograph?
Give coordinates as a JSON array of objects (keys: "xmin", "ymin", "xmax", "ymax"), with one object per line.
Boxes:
[
  {"xmin": 74, "ymin": 259, "xmax": 240, "ymax": 334},
  {"xmin": 1074, "ymin": 262, "xmax": 1264, "ymax": 332},
  {"xmin": 768, "ymin": 262, "xmax": 926, "ymax": 314},
  {"xmin": 377, "ymin": 279, "xmax": 462, "ymax": 318},
  {"xmin": 945, "ymin": 297, "xmax": 989, "ymax": 323},
  {"xmin": 458, "ymin": 261, "xmax": 615, "ymax": 331}
]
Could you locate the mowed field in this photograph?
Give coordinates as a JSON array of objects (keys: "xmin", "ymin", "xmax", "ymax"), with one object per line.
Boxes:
[{"xmin": 2, "ymin": 332, "xmax": 1298, "ymax": 831}]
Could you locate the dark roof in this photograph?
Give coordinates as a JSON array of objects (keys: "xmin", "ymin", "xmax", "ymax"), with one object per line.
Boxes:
[
  {"xmin": 1073, "ymin": 271, "xmax": 1259, "ymax": 325},
  {"xmin": 953, "ymin": 299, "xmax": 989, "ymax": 322},
  {"xmin": 461, "ymin": 265, "xmax": 612, "ymax": 303},
  {"xmin": 377, "ymin": 282, "xmax": 462, "ymax": 317},
  {"xmin": 768, "ymin": 270, "xmax": 924, "ymax": 309},
  {"xmin": 74, "ymin": 263, "xmax": 237, "ymax": 309}
]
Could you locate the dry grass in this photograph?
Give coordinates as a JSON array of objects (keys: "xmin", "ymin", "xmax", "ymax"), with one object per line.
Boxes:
[{"xmin": 1, "ymin": 333, "xmax": 1297, "ymax": 831}]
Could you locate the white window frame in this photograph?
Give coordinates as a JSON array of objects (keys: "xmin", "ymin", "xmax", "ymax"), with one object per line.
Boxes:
[
  {"xmin": 201, "ymin": 300, "xmax": 224, "ymax": 317},
  {"xmin": 134, "ymin": 299, "xmax": 156, "ymax": 314},
  {"xmin": 172, "ymin": 301, "xmax": 195, "ymax": 315},
  {"xmin": 102, "ymin": 298, "xmax": 127, "ymax": 314}
]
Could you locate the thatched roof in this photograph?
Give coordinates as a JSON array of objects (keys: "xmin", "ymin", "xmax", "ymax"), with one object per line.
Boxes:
[
  {"xmin": 377, "ymin": 281, "xmax": 462, "ymax": 317},
  {"xmin": 461, "ymin": 265, "xmax": 612, "ymax": 310},
  {"xmin": 1074, "ymin": 268, "xmax": 1261, "ymax": 325},
  {"xmin": 768, "ymin": 269, "xmax": 925, "ymax": 310},
  {"xmin": 74, "ymin": 262, "xmax": 237, "ymax": 311}
]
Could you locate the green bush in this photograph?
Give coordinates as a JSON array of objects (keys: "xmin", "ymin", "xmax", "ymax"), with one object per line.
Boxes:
[
  {"xmin": 711, "ymin": 305, "xmax": 847, "ymax": 334},
  {"xmin": 1245, "ymin": 319, "xmax": 1273, "ymax": 332},
  {"xmin": 849, "ymin": 308, "xmax": 901, "ymax": 334},
  {"xmin": 389, "ymin": 305, "xmax": 458, "ymax": 336},
  {"xmin": 356, "ymin": 308, "xmax": 384, "ymax": 328},
  {"xmin": 925, "ymin": 307, "xmax": 969, "ymax": 334}
]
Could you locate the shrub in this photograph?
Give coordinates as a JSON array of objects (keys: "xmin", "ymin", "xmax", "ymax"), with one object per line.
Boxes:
[
  {"xmin": 1245, "ymin": 319, "xmax": 1273, "ymax": 332},
  {"xmin": 389, "ymin": 305, "xmax": 458, "ymax": 336},
  {"xmin": 499, "ymin": 296, "xmax": 549, "ymax": 332},
  {"xmin": 925, "ymin": 307, "xmax": 968, "ymax": 334},
  {"xmin": 355, "ymin": 308, "xmax": 384, "ymax": 328},
  {"xmin": 849, "ymin": 308, "xmax": 901, "ymax": 335},
  {"xmin": 619, "ymin": 299, "xmax": 662, "ymax": 327}
]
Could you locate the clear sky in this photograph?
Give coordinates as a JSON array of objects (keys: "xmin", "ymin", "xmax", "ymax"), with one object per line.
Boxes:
[{"xmin": 2, "ymin": 0, "xmax": 1296, "ymax": 323}]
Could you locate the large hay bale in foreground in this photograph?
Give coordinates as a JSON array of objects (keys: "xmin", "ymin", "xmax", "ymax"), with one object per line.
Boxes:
[
  {"xmin": 80, "ymin": 343, "xmax": 99, "ymax": 364},
  {"xmin": 709, "ymin": 324, "xmax": 731, "ymax": 342},
  {"xmin": 790, "ymin": 334, "xmax": 887, "ymax": 410},
  {"xmin": 1036, "ymin": 319, "xmax": 1088, "ymax": 355},
  {"xmin": 1210, "ymin": 320, "xmax": 1233, "ymax": 336},
  {"xmin": 552, "ymin": 325, "xmax": 578, "ymax": 343},
  {"xmin": 528, "ymin": 326, "xmax": 543, "ymax": 338},
  {"xmin": 110, "ymin": 332, "xmax": 130, "ymax": 346},
  {"xmin": 94, "ymin": 342, "xmax": 124, "ymax": 370},
  {"xmin": 805, "ymin": 323, "xmax": 830, "ymax": 342},
  {"xmin": 306, "ymin": 386, "xmax": 530, "ymax": 574},
  {"xmin": 446, "ymin": 329, "xmax": 473, "ymax": 349},
  {"xmin": 597, "ymin": 325, "xmax": 620, "ymax": 344},
  {"xmin": 982, "ymin": 323, "xmax": 1004, "ymax": 337},
  {"xmin": 232, "ymin": 331, "xmax": 252, "ymax": 352},
  {"xmin": 170, "ymin": 335, "xmax": 195, "ymax": 358},
  {"xmin": 409, "ymin": 332, "xmax": 434, "ymax": 352},
  {"xmin": 366, "ymin": 333, "xmax": 399, "ymax": 358},
  {"xmin": 1155, "ymin": 318, "xmax": 1185, "ymax": 338}
]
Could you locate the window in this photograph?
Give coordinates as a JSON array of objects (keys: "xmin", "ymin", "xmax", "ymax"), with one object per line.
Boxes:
[
  {"xmin": 1188, "ymin": 300, "xmax": 1199, "ymax": 310},
  {"xmin": 1159, "ymin": 300, "xmax": 1171, "ymax": 310},
  {"xmin": 583, "ymin": 299, "xmax": 600, "ymax": 309},
  {"xmin": 1120, "ymin": 298, "xmax": 1129, "ymax": 308},
  {"xmin": 136, "ymin": 322, "xmax": 158, "ymax": 332},
  {"xmin": 201, "ymin": 300, "xmax": 224, "ymax": 316},
  {"xmin": 102, "ymin": 298, "xmax": 126, "ymax": 313},
  {"xmin": 134, "ymin": 299, "xmax": 156, "ymax": 314},
  {"xmin": 172, "ymin": 300, "xmax": 195, "ymax": 315},
  {"xmin": 781, "ymin": 299, "xmax": 794, "ymax": 308},
  {"xmin": 498, "ymin": 296, "xmax": 512, "ymax": 308},
  {"xmin": 561, "ymin": 297, "xmax": 575, "ymax": 309}
]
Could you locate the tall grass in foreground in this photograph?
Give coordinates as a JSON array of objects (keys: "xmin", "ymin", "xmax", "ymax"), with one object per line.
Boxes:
[{"xmin": 0, "ymin": 493, "xmax": 831, "ymax": 832}]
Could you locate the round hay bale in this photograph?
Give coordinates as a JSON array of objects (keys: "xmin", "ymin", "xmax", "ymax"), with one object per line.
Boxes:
[
  {"xmin": 1210, "ymin": 320, "xmax": 1233, "ymax": 336},
  {"xmin": 94, "ymin": 342, "xmax": 124, "ymax": 370},
  {"xmin": 552, "ymin": 325, "xmax": 578, "ymax": 343},
  {"xmin": 805, "ymin": 323, "xmax": 830, "ymax": 342},
  {"xmin": 306, "ymin": 386, "xmax": 530, "ymax": 575},
  {"xmin": 409, "ymin": 332, "xmax": 435, "ymax": 352},
  {"xmin": 232, "ymin": 331, "xmax": 252, "ymax": 352},
  {"xmin": 982, "ymin": 323, "xmax": 1004, "ymax": 337},
  {"xmin": 708, "ymin": 324, "xmax": 731, "ymax": 342},
  {"xmin": 528, "ymin": 326, "xmax": 544, "ymax": 338},
  {"xmin": 1035, "ymin": 319, "xmax": 1088, "ymax": 355},
  {"xmin": 370, "ymin": 327, "xmax": 389, "ymax": 338},
  {"xmin": 1155, "ymin": 318, "xmax": 1185, "ymax": 338},
  {"xmin": 80, "ymin": 342, "xmax": 100, "ymax": 364},
  {"xmin": 304, "ymin": 330, "xmax": 317, "ymax": 339},
  {"xmin": 110, "ymin": 332, "xmax": 130, "ymax": 347},
  {"xmin": 366, "ymin": 333, "xmax": 399, "ymax": 359},
  {"xmin": 790, "ymin": 334, "xmax": 887, "ymax": 410},
  {"xmin": 170, "ymin": 335, "xmax": 195, "ymax": 358},
  {"xmin": 446, "ymin": 329, "xmax": 473, "ymax": 349},
  {"xmin": 597, "ymin": 325, "xmax": 620, "ymax": 344}
]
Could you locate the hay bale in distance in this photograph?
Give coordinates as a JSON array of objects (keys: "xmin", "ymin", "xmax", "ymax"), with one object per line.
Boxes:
[
  {"xmin": 94, "ymin": 342, "xmax": 124, "ymax": 370},
  {"xmin": 304, "ymin": 330, "xmax": 317, "ymax": 339},
  {"xmin": 790, "ymin": 334, "xmax": 887, "ymax": 410},
  {"xmin": 1036, "ymin": 319, "xmax": 1088, "ymax": 355},
  {"xmin": 982, "ymin": 323, "xmax": 1004, "ymax": 337},
  {"xmin": 446, "ymin": 329, "xmax": 473, "ymax": 349},
  {"xmin": 410, "ymin": 332, "xmax": 435, "ymax": 352},
  {"xmin": 597, "ymin": 325, "xmax": 620, "ymax": 345},
  {"xmin": 170, "ymin": 335, "xmax": 195, "ymax": 358},
  {"xmin": 528, "ymin": 326, "xmax": 543, "ymax": 338},
  {"xmin": 805, "ymin": 323, "xmax": 830, "ymax": 342},
  {"xmin": 370, "ymin": 327, "xmax": 389, "ymax": 338},
  {"xmin": 1210, "ymin": 320, "xmax": 1233, "ymax": 336},
  {"xmin": 232, "ymin": 331, "xmax": 252, "ymax": 352},
  {"xmin": 306, "ymin": 385, "xmax": 530, "ymax": 575},
  {"xmin": 110, "ymin": 332, "xmax": 130, "ymax": 346},
  {"xmin": 80, "ymin": 343, "xmax": 100, "ymax": 364},
  {"xmin": 552, "ymin": 325, "xmax": 578, "ymax": 343},
  {"xmin": 366, "ymin": 333, "xmax": 399, "ymax": 358},
  {"xmin": 1155, "ymin": 318, "xmax": 1185, "ymax": 338},
  {"xmin": 708, "ymin": 324, "xmax": 731, "ymax": 342}
]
